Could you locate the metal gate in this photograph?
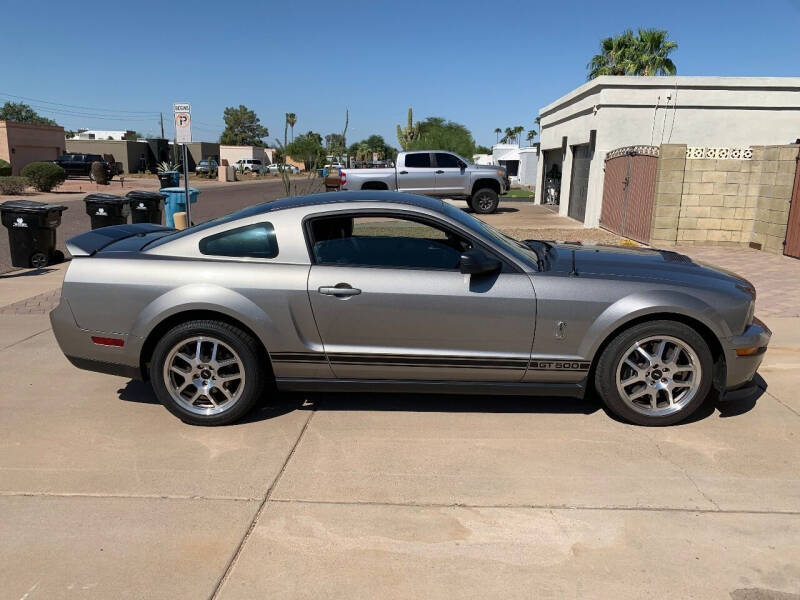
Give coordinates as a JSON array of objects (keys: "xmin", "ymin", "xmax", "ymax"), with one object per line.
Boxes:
[
  {"xmin": 600, "ymin": 146, "xmax": 659, "ymax": 244},
  {"xmin": 784, "ymin": 156, "xmax": 800, "ymax": 259},
  {"xmin": 568, "ymin": 144, "xmax": 592, "ymax": 222}
]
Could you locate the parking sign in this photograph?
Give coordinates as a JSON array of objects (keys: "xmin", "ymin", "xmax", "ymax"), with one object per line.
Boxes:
[{"xmin": 173, "ymin": 103, "xmax": 191, "ymax": 143}]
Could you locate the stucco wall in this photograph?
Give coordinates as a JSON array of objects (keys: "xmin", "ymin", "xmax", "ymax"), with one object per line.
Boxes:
[
  {"xmin": 536, "ymin": 76, "xmax": 800, "ymax": 227},
  {"xmin": 0, "ymin": 121, "xmax": 66, "ymax": 175},
  {"xmin": 65, "ymin": 139, "xmax": 150, "ymax": 174}
]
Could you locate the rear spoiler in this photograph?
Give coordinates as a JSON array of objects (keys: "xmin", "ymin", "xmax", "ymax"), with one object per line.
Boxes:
[{"xmin": 66, "ymin": 223, "xmax": 174, "ymax": 257}]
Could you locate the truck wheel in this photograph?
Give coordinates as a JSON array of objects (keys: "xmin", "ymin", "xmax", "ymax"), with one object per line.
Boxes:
[
  {"xmin": 470, "ymin": 188, "xmax": 499, "ymax": 214},
  {"xmin": 594, "ymin": 320, "xmax": 713, "ymax": 426}
]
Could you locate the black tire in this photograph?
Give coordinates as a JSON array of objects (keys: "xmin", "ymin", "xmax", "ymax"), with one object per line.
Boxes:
[
  {"xmin": 594, "ymin": 320, "xmax": 713, "ymax": 426},
  {"xmin": 470, "ymin": 188, "xmax": 499, "ymax": 214},
  {"xmin": 149, "ymin": 319, "xmax": 266, "ymax": 426},
  {"xmin": 51, "ymin": 249, "xmax": 65, "ymax": 264},
  {"xmin": 29, "ymin": 252, "xmax": 49, "ymax": 269}
]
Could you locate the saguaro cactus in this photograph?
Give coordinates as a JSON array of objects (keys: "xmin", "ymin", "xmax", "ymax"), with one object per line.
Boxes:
[{"xmin": 396, "ymin": 107, "xmax": 421, "ymax": 150}]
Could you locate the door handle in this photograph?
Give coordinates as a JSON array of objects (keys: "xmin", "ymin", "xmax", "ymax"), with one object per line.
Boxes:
[
  {"xmin": 435, "ymin": 170, "xmax": 444, "ymax": 174},
  {"xmin": 399, "ymin": 170, "xmax": 408, "ymax": 174},
  {"xmin": 318, "ymin": 284, "xmax": 361, "ymax": 297}
]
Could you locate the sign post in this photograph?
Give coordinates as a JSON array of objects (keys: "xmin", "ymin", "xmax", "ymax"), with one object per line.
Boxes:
[{"xmin": 173, "ymin": 103, "xmax": 192, "ymax": 226}]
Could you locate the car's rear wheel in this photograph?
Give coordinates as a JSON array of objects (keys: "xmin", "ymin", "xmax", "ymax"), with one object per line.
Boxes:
[
  {"xmin": 470, "ymin": 188, "xmax": 499, "ymax": 214},
  {"xmin": 150, "ymin": 320, "xmax": 265, "ymax": 425},
  {"xmin": 594, "ymin": 320, "xmax": 713, "ymax": 426}
]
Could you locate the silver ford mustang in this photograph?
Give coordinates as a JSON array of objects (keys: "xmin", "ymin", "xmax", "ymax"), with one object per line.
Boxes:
[{"xmin": 50, "ymin": 191, "xmax": 770, "ymax": 426}]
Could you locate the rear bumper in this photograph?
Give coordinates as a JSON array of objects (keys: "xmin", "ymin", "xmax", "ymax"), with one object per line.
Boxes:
[
  {"xmin": 50, "ymin": 298, "xmax": 142, "ymax": 379},
  {"xmin": 723, "ymin": 321, "xmax": 771, "ymax": 390}
]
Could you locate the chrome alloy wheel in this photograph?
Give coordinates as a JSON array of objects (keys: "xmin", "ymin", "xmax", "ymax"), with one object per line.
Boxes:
[
  {"xmin": 615, "ymin": 335, "xmax": 701, "ymax": 416},
  {"xmin": 163, "ymin": 336, "xmax": 246, "ymax": 416}
]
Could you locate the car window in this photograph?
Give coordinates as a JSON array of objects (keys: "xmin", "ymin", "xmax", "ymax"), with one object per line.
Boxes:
[
  {"xmin": 252, "ymin": 160, "xmax": 262, "ymax": 165},
  {"xmin": 404, "ymin": 153, "xmax": 431, "ymax": 168},
  {"xmin": 199, "ymin": 222, "xmax": 278, "ymax": 259},
  {"xmin": 434, "ymin": 153, "xmax": 462, "ymax": 168},
  {"xmin": 309, "ymin": 215, "xmax": 471, "ymax": 270}
]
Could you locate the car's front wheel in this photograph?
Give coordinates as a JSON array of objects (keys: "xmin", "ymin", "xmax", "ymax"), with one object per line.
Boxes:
[
  {"xmin": 594, "ymin": 320, "xmax": 713, "ymax": 426},
  {"xmin": 150, "ymin": 320, "xmax": 265, "ymax": 425}
]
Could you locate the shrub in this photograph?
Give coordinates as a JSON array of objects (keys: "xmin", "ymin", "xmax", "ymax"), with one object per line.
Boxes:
[
  {"xmin": 91, "ymin": 161, "xmax": 109, "ymax": 185},
  {"xmin": 21, "ymin": 162, "xmax": 67, "ymax": 192},
  {"xmin": 0, "ymin": 159, "xmax": 11, "ymax": 177},
  {"xmin": 0, "ymin": 176, "xmax": 27, "ymax": 195}
]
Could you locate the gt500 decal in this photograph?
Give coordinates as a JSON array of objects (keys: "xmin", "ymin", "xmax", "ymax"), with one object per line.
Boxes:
[{"xmin": 529, "ymin": 360, "xmax": 590, "ymax": 371}]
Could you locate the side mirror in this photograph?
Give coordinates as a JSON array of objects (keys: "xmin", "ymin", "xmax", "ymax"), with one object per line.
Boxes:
[
  {"xmin": 459, "ymin": 163, "xmax": 466, "ymax": 172},
  {"xmin": 459, "ymin": 249, "xmax": 501, "ymax": 275}
]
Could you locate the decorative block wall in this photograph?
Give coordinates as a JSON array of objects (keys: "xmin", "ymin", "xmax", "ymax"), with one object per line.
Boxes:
[{"xmin": 650, "ymin": 144, "xmax": 799, "ymax": 253}]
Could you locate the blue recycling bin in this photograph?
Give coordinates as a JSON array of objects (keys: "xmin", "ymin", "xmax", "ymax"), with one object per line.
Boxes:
[{"xmin": 161, "ymin": 187, "xmax": 199, "ymax": 227}]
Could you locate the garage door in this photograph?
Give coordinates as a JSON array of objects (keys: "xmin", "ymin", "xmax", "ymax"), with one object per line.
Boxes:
[
  {"xmin": 568, "ymin": 144, "xmax": 592, "ymax": 222},
  {"xmin": 13, "ymin": 146, "xmax": 60, "ymax": 175}
]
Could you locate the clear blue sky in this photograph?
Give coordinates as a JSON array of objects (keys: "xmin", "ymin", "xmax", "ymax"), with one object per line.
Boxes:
[{"xmin": 2, "ymin": 0, "xmax": 799, "ymax": 148}]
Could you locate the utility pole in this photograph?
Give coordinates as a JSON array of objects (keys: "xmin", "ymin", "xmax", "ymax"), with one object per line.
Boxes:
[{"xmin": 160, "ymin": 113, "xmax": 164, "ymax": 138}]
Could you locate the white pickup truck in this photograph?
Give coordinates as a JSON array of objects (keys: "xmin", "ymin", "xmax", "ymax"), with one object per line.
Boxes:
[{"xmin": 339, "ymin": 150, "xmax": 509, "ymax": 213}]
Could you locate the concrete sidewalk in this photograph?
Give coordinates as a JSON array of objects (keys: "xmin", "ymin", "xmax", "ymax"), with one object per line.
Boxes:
[{"xmin": 0, "ymin": 270, "xmax": 798, "ymax": 598}]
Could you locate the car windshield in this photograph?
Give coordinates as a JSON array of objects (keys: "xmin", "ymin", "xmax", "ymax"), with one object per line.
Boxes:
[{"xmin": 440, "ymin": 202, "xmax": 540, "ymax": 267}]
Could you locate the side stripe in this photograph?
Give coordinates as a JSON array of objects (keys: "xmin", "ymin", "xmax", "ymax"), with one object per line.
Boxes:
[{"xmin": 271, "ymin": 352, "xmax": 590, "ymax": 372}]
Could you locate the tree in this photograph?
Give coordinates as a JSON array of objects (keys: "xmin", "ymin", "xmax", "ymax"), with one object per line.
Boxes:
[
  {"xmin": 286, "ymin": 131, "xmax": 325, "ymax": 171},
  {"xmin": 475, "ymin": 145, "xmax": 492, "ymax": 154},
  {"xmin": 633, "ymin": 28, "xmax": 678, "ymax": 76},
  {"xmin": 286, "ymin": 113, "xmax": 297, "ymax": 142},
  {"xmin": 494, "ymin": 128, "xmax": 501, "ymax": 143},
  {"xmin": 408, "ymin": 117, "xmax": 476, "ymax": 158},
  {"xmin": 0, "ymin": 102, "xmax": 57, "ymax": 126},
  {"xmin": 396, "ymin": 107, "xmax": 421, "ymax": 150},
  {"xmin": 219, "ymin": 105, "xmax": 269, "ymax": 146},
  {"xmin": 325, "ymin": 133, "xmax": 346, "ymax": 152},
  {"xmin": 587, "ymin": 28, "xmax": 677, "ymax": 79}
]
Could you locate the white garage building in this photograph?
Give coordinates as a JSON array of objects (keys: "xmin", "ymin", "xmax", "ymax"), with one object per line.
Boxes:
[{"xmin": 534, "ymin": 76, "xmax": 800, "ymax": 226}]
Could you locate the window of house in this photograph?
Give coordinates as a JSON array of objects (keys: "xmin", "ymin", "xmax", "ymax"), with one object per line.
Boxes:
[{"xmin": 199, "ymin": 222, "xmax": 278, "ymax": 259}]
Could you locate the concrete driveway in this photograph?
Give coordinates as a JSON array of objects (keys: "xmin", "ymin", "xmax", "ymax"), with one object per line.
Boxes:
[{"xmin": 1, "ymin": 219, "xmax": 799, "ymax": 598}]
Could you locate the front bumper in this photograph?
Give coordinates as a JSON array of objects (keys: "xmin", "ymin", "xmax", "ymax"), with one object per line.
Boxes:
[{"xmin": 723, "ymin": 320, "xmax": 771, "ymax": 390}]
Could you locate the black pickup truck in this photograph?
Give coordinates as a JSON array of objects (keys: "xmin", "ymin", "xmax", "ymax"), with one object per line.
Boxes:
[{"xmin": 54, "ymin": 153, "xmax": 119, "ymax": 180}]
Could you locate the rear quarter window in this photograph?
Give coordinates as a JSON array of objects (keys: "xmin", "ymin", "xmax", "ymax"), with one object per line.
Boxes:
[{"xmin": 199, "ymin": 222, "xmax": 278, "ymax": 259}]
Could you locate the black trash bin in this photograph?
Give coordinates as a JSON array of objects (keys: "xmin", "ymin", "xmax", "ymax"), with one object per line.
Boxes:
[
  {"xmin": 84, "ymin": 193, "xmax": 130, "ymax": 229},
  {"xmin": 127, "ymin": 190, "xmax": 167, "ymax": 225},
  {"xmin": 0, "ymin": 200, "xmax": 68, "ymax": 268}
]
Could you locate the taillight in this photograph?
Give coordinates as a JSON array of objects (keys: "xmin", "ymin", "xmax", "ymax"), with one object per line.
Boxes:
[
  {"xmin": 340, "ymin": 171, "xmax": 346, "ymax": 186},
  {"xmin": 92, "ymin": 336, "xmax": 124, "ymax": 347}
]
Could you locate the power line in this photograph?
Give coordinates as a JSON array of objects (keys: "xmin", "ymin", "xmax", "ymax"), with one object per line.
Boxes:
[{"xmin": 0, "ymin": 91, "xmax": 160, "ymax": 115}]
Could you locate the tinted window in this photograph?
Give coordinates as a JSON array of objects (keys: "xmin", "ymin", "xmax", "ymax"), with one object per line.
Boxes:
[
  {"xmin": 252, "ymin": 160, "xmax": 262, "ymax": 165},
  {"xmin": 199, "ymin": 223, "xmax": 278, "ymax": 259},
  {"xmin": 310, "ymin": 215, "xmax": 471, "ymax": 270},
  {"xmin": 435, "ymin": 153, "xmax": 462, "ymax": 168},
  {"xmin": 404, "ymin": 153, "xmax": 431, "ymax": 168}
]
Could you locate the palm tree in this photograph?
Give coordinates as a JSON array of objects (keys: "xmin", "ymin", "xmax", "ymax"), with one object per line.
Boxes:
[
  {"xmin": 285, "ymin": 113, "xmax": 297, "ymax": 142},
  {"xmin": 586, "ymin": 29, "xmax": 636, "ymax": 79},
  {"xmin": 513, "ymin": 126, "xmax": 525, "ymax": 146},
  {"xmin": 587, "ymin": 29, "xmax": 677, "ymax": 79},
  {"xmin": 632, "ymin": 28, "xmax": 677, "ymax": 76},
  {"xmin": 526, "ymin": 129, "xmax": 537, "ymax": 145},
  {"xmin": 494, "ymin": 127, "xmax": 501, "ymax": 143},
  {"xmin": 501, "ymin": 127, "xmax": 513, "ymax": 144}
]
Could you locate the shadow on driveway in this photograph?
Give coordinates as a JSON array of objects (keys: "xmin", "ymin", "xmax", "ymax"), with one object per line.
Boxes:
[{"xmin": 116, "ymin": 374, "xmax": 765, "ymax": 425}]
